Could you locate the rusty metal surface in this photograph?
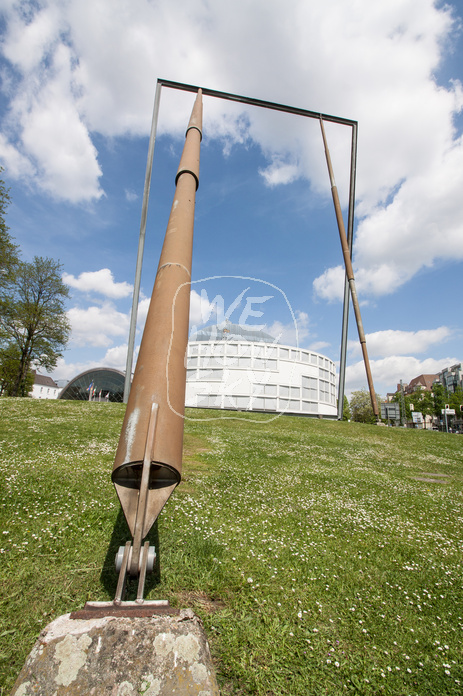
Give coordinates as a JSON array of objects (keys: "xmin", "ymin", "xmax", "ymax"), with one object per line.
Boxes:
[
  {"xmin": 112, "ymin": 90, "xmax": 203, "ymax": 539},
  {"xmin": 70, "ymin": 601, "xmax": 180, "ymax": 620},
  {"xmin": 319, "ymin": 117, "xmax": 379, "ymax": 420},
  {"xmin": 130, "ymin": 405, "xmax": 159, "ymax": 575}
]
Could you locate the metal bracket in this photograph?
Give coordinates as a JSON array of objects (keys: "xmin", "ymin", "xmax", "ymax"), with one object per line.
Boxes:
[
  {"xmin": 114, "ymin": 540, "xmax": 156, "ymax": 604},
  {"xmin": 111, "ymin": 403, "xmax": 159, "ymax": 605},
  {"xmin": 70, "ymin": 599, "xmax": 177, "ymax": 619}
]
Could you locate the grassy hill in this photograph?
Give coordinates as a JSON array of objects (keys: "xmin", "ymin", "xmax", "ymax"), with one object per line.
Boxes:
[{"xmin": 0, "ymin": 398, "xmax": 462, "ymax": 695}]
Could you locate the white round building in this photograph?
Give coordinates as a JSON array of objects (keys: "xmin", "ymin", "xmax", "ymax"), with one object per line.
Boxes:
[{"xmin": 185, "ymin": 323, "xmax": 337, "ymax": 417}]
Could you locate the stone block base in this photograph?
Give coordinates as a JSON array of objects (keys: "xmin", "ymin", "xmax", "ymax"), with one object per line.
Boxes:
[{"xmin": 11, "ymin": 608, "xmax": 219, "ymax": 695}]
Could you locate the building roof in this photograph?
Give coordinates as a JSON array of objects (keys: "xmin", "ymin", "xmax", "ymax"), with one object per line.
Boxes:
[
  {"xmin": 34, "ymin": 374, "xmax": 59, "ymax": 388},
  {"xmin": 408, "ymin": 374, "xmax": 438, "ymax": 391},
  {"xmin": 189, "ymin": 322, "xmax": 278, "ymax": 344},
  {"xmin": 399, "ymin": 374, "xmax": 438, "ymax": 395}
]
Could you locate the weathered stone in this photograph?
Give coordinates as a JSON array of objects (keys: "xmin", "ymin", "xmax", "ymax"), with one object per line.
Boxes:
[{"xmin": 11, "ymin": 609, "xmax": 219, "ymax": 695}]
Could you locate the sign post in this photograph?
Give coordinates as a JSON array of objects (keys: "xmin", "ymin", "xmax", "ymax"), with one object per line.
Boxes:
[
  {"xmin": 380, "ymin": 402, "xmax": 401, "ymax": 424},
  {"xmin": 441, "ymin": 407, "xmax": 455, "ymax": 433}
]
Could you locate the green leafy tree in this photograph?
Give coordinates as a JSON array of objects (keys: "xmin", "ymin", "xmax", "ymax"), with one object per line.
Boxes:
[
  {"xmin": 448, "ymin": 387, "xmax": 463, "ymax": 430},
  {"xmin": 432, "ymin": 382, "xmax": 447, "ymax": 418},
  {"xmin": 0, "ymin": 168, "xmax": 20, "ymax": 294},
  {"xmin": 342, "ymin": 394, "xmax": 351, "ymax": 421},
  {"xmin": 391, "ymin": 390, "xmax": 412, "ymax": 422},
  {"xmin": 449, "ymin": 387, "xmax": 463, "ymax": 412},
  {"xmin": 0, "ymin": 344, "xmax": 34, "ymax": 396},
  {"xmin": 411, "ymin": 387, "xmax": 434, "ymax": 429},
  {"xmin": 350, "ymin": 388, "xmax": 382, "ymax": 424},
  {"xmin": 0, "ymin": 256, "xmax": 70, "ymax": 397}
]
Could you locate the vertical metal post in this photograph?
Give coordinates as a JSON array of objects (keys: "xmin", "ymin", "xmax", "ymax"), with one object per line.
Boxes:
[
  {"xmin": 320, "ymin": 117, "xmax": 379, "ymax": 421},
  {"xmin": 337, "ymin": 122, "xmax": 357, "ymax": 420},
  {"xmin": 123, "ymin": 81, "xmax": 163, "ymax": 403},
  {"xmin": 399, "ymin": 380, "xmax": 406, "ymax": 426}
]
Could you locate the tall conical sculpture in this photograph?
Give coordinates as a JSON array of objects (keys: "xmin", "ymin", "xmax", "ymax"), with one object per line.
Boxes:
[{"xmin": 112, "ymin": 90, "xmax": 203, "ymax": 580}]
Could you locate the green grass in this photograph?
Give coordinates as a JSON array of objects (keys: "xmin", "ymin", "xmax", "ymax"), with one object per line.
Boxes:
[{"xmin": 1, "ymin": 398, "xmax": 462, "ymax": 695}]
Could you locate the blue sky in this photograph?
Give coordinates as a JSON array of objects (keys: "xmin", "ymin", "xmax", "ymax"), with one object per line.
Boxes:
[{"xmin": 1, "ymin": 0, "xmax": 462, "ymax": 399}]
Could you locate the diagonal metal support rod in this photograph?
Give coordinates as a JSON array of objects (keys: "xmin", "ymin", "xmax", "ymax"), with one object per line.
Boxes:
[
  {"xmin": 130, "ymin": 403, "xmax": 159, "ymax": 576},
  {"xmin": 319, "ymin": 117, "xmax": 379, "ymax": 421}
]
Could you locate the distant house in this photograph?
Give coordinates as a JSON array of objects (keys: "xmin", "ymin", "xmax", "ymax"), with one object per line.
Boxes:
[{"xmin": 30, "ymin": 373, "xmax": 60, "ymax": 399}]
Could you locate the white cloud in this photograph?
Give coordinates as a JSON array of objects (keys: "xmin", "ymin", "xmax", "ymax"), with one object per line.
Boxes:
[
  {"xmin": 345, "ymin": 355, "xmax": 458, "ymax": 398},
  {"xmin": 51, "ymin": 356, "xmax": 99, "ymax": 382},
  {"xmin": 0, "ymin": 133, "xmax": 34, "ymax": 179},
  {"xmin": 265, "ymin": 310, "xmax": 309, "ymax": 347},
  {"xmin": 349, "ymin": 327, "xmax": 452, "ymax": 359},
  {"xmin": 2, "ymin": 4, "xmax": 61, "ymax": 73},
  {"xmin": 259, "ymin": 159, "xmax": 299, "ymax": 187},
  {"xmin": 313, "ymin": 266, "xmax": 345, "ymax": 303},
  {"xmin": 105, "ymin": 288, "xmax": 217, "ymax": 340},
  {"xmin": 67, "ymin": 302, "xmax": 129, "ymax": 347},
  {"xmin": 0, "ymin": 0, "xmax": 462, "ymax": 302},
  {"xmin": 102, "ymin": 344, "xmax": 131, "ymax": 371},
  {"xmin": 63, "ymin": 268, "xmax": 133, "ymax": 299},
  {"xmin": 189, "ymin": 288, "xmax": 218, "ymax": 328},
  {"xmin": 309, "ymin": 341, "xmax": 330, "ymax": 352},
  {"xmin": 125, "ymin": 189, "xmax": 138, "ymax": 202},
  {"xmin": 136, "ymin": 297, "xmax": 151, "ymax": 332}
]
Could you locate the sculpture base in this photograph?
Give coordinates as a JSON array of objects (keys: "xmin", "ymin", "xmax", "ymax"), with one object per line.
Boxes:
[{"xmin": 11, "ymin": 608, "xmax": 220, "ymax": 695}]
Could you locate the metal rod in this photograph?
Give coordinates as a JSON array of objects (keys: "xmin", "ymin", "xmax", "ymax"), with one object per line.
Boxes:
[
  {"xmin": 319, "ymin": 118, "xmax": 379, "ymax": 421},
  {"xmin": 123, "ymin": 82, "xmax": 163, "ymax": 403},
  {"xmin": 337, "ymin": 123, "xmax": 357, "ymax": 419},
  {"xmin": 157, "ymin": 78, "xmax": 357, "ymax": 127},
  {"xmin": 130, "ymin": 403, "xmax": 158, "ymax": 575},
  {"xmin": 136, "ymin": 541, "xmax": 150, "ymax": 602},
  {"xmin": 114, "ymin": 541, "xmax": 131, "ymax": 604}
]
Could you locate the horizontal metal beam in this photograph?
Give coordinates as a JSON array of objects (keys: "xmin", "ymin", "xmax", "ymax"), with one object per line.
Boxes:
[{"xmin": 157, "ymin": 78, "xmax": 357, "ymax": 128}]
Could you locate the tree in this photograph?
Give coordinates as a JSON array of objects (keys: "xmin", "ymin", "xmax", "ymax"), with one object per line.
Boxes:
[
  {"xmin": 0, "ymin": 344, "xmax": 34, "ymax": 396},
  {"xmin": 411, "ymin": 386, "xmax": 434, "ymax": 429},
  {"xmin": 449, "ymin": 387, "xmax": 463, "ymax": 414},
  {"xmin": 341, "ymin": 394, "xmax": 351, "ymax": 421},
  {"xmin": 0, "ymin": 256, "xmax": 70, "ymax": 397},
  {"xmin": 350, "ymin": 388, "xmax": 382, "ymax": 424},
  {"xmin": 447, "ymin": 387, "xmax": 463, "ymax": 430},
  {"xmin": 432, "ymin": 382, "xmax": 447, "ymax": 418},
  {"xmin": 0, "ymin": 168, "xmax": 20, "ymax": 293}
]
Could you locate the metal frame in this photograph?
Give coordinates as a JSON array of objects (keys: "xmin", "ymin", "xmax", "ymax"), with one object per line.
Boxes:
[{"xmin": 123, "ymin": 78, "xmax": 358, "ymax": 419}]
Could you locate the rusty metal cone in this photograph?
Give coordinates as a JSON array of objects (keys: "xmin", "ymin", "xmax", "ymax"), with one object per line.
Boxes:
[{"xmin": 113, "ymin": 90, "xmax": 203, "ymax": 538}]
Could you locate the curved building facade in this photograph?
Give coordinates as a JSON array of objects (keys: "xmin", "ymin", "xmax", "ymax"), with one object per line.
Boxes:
[
  {"xmin": 185, "ymin": 324, "xmax": 337, "ymax": 417},
  {"xmin": 59, "ymin": 367, "xmax": 125, "ymax": 402}
]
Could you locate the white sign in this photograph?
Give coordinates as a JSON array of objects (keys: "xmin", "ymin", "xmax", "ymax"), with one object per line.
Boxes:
[
  {"xmin": 411, "ymin": 411, "xmax": 423, "ymax": 423},
  {"xmin": 441, "ymin": 408, "xmax": 456, "ymax": 415}
]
